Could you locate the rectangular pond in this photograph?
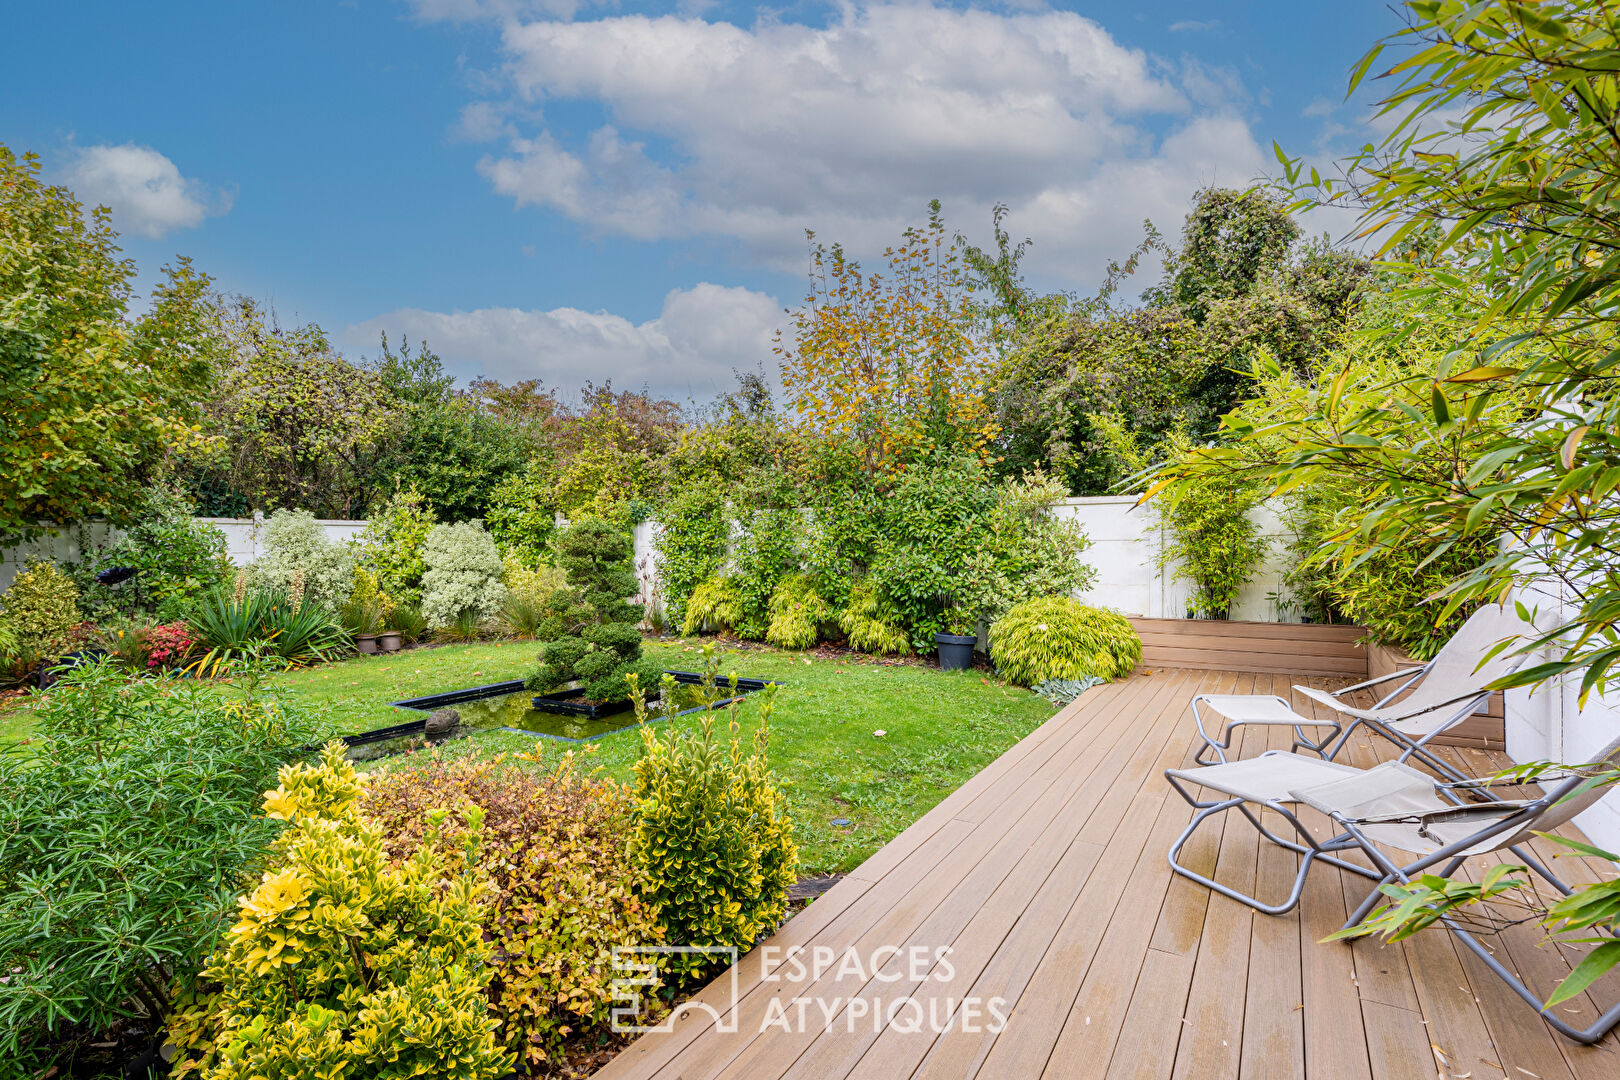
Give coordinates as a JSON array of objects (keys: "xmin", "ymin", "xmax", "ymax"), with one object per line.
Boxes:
[{"xmin": 340, "ymin": 670, "xmax": 780, "ymax": 752}]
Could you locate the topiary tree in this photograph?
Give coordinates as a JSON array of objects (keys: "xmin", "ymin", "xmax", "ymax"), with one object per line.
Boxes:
[
  {"xmin": 525, "ymin": 518, "xmax": 658, "ymax": 704},
  {"xmin": 419, "ymin": 521, "xmax": 507, "ymax": 629},
  {"xmin": 989, "ymin": 596, "xmax": 1141, "ymax": 687},
  {"xmin": 248, "ymin": 509, "xmax": 354, "ymax": 614}
]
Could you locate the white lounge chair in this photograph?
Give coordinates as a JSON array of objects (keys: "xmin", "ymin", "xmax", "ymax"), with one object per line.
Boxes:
[
  {"xmin": 1294, "ymin": 602, "xmax": 1538, "ymax": 784},
  {"xmin": 1294, "ymin": 734, "xmax": 1620, "ymax": 1045},
  {"xmin": 1188, "ymin": 604, "xmax": 1538, "ymax": 782}
]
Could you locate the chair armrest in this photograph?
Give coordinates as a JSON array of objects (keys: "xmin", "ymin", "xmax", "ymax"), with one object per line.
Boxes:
[{"xmin": 1336, "ymin": 665, "xmax": 1430, "ymax": 695}]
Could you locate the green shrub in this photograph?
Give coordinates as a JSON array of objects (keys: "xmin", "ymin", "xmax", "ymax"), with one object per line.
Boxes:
[
  {"xmin": 730, "ymin": 507, "xmax": 800, "ymax": 639},
  {"xmin": 420, "ymin": 521, "xmax": 508, "ymax": 629},
  {"xmin": 484, "ymin": 462, "xmax": 555, "ymax": 567},
  {"xmin": 0, "ymin": 659, "xmax": 316, "ymax": 1063},
  {"xmin": 0, "ymin": 558, "xmax": 81, "ymax": 660},
  {"xmin": 249, "ymin": 509, "xmax": 355, "ymax": 614},
  {"xmin": 169, "ymin": 743, "xmax": 510, "ymax": 1080},
  {"xmin": 627, "ymin": 656, "xmax": 796, "ymax": 979},
  {"xmin": 526, "ymin": 519, "xmax": 658, "ymax": 704},
  {"xmin": 353, "ymin": 485, "xmax": 436, "ymax": 606},
  {"xmin": 363, "ymin": 755, "xmax": 662, "ymax": 1071},
  {"xmin": 766, "ymin": 573, "xmax": 832, "ymax": 650},
  {"xmin": 682, "ymin": 574, "xmax": 745, "ymax": 636},
  {"xmin": 1155, "ymin": 439, "xmax": 1269, "ymax": 618},
  {"xmin": 837, "ymin": 580, "xmax": 909, "ymax": 655},
  {"xmin": 71, "ymin": 487, "xmax": 232, "ymax": 622},
  {"xmin": 654, "ymin": 485, "xmax": 730, "ymax": 625},
  {"xmin": 990, "ymin": 597, "xmax": 1141, "ymax": 686}
]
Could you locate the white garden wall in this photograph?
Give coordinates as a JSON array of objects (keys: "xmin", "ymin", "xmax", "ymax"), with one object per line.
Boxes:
[
  {"xmin": 0, "ymin": 516, "xmax": 368, "ymax": 592},
  {"xmin": 1049, "ymin": 496, "xmax": 1295, "ymax": 620}
]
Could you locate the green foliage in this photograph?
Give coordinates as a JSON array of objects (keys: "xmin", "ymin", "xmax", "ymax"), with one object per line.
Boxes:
[
  {"xmin": 188, "ymin": 588, "xmax": 350, "ymax": 674},
  {"xmin": 71, "ymin": 487, "xmax": 232, "ymax": 623},
  {"xmin": 1154, "ymin": 437, "xmax": 1269, "ymax": 619},
  {"xmin": 386, "ymin": 602, "xmax": 428, "ymax": 645},
  {"xmin": 0, "ymin": 558, "xmax": 81, "ymax": 658},
  {"xmin": 683, "ymin": 574, "xmax": 744, "ymax": 636},
  {"xmin": 169, "ymin": 743, "xmax": 511, "ymax": 1080},
  {"xmin": 526, "ymin": 519, "xmax": 654, "ymax": 704},
  {"xmin": 627, "ymin": 654, "xmax": 797, "ymax": 978},
  {"xmin": 837, "ymin": 580, "xmax": 910, "ymax": 656},
  {"xmin": 0, "ymin": 145, "xmax": 222, "ymax": 539},
  {"xmin": 498, "ymin": 558, "xmax": 566, "ymax": 639},
  {"xmin": 655, "ymin": 485, "xmax": 731, "ymax": 624},
  {"xmin": 363, "ymin": 754, "xmax": 663, "ymax": 1069},
  {"xmin": 990, "ymin": 597, "xmax": 1141, "ymax": 687},
  {"xmin": 484, "ymin": 459, "xmax": 555, "ymax": 566},
  {"xmin": 249, "ymin": 509, "xmax": 355, "ymax": 614},
  {"xmin": 352, "ymin": 485, "xmax": 436, "ymax": 607},
  {"xmin": 1167, "ymin": 186, "xmax": 1301, "ymax": 324},
  {"xmin": 766, "ymin": 574, "xmax": 833, "ymax": 650},
  {"xmin": 181, "ymin": 298, "xmax": 390, "ymax": 519},
  {"xmin": 731, "ymin": 507, "xmax": 802, "ymax": 639},
  {"xmin": 420, "ymin": 521, "xmax": 508, "ymax": 629},
  {"xmin": 0, "ymin": 659, "xmax": 315, "ymax": 1062}
]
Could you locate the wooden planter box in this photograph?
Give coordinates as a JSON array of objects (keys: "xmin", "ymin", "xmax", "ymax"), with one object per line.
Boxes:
[{"xmin": 1127, "ymin": 617, "xmax": 1366, "ymax": 678}]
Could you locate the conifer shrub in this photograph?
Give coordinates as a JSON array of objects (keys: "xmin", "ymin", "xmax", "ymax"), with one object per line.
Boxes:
[
  {"xmin": 169, "ymin": 743, "xmax": 510, "ymax": 1080},
  {"xmin": 526, "ymin": 518, "xmax": 658, "ymax": 704},
  {"xmin": 627, "ymin": 655, "xmax": 797, "ymax": 981},
  {"xmin": 989, "ymin": 597, "xmax": 1141, "ymax": 687},
  {"xmin": 362, "ymin": 755, "xmax": 662, "ymax": 1070}
]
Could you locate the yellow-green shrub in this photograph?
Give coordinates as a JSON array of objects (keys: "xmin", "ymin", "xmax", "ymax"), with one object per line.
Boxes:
[
  {"xmin": 837, "ymin": 580, "xmax": 908, "ymax": 655},
  {"xmin": 168, "ymin": 743, "xmax": 510, "ymax": 1080},
  {"xmin": 765, "ymin": 574, "xmax": 832, "ymax": 650},
  {"xmin": 682, "ymin": 574, "xmax": 744, "ymax": 635},
  {"xmin": 1, "ymin": 558, "xmax": 81, "ymax": 658},
  {"xmin": 627, "ymin": 664, "xmax": 797, "ymax": 980},
  {"xmin": 990, "ymin": 597, "xmax": 1141, "ymax": 686},
  {"xmin": 501, "ymin": 555, "xmax": 566, "ymax": 607},
  {"xmin": 362, "ymin": 754, "xmax": 662, "ymax": 1071}
]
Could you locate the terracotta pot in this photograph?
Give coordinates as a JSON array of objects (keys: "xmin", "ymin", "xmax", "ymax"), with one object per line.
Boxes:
[
  {"xmin": 356, "ymin": 634, "xmax": 379, "ymax": 654},
  {"xmin": 378, "ymin": 632, "xmax": 402, "ymax": 653}
]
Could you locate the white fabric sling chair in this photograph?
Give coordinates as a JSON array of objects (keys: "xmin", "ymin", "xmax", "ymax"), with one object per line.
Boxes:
[
  {"xmin": 1294, "ymin": 734, "xmax": 1620, "ymax": 1045},
  {"xmin": 1293, "ymin": 603, "xmax": 1540, "ymax": 786},
  {"xmin": 1186, "ymin": 605, "xmax": 1538, "ymax": 773}
]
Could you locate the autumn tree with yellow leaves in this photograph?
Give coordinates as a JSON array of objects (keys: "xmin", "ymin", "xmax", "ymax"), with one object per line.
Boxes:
[{"xmin": 776, "ymin": 202, "xmax": 999, "ymax": 474}]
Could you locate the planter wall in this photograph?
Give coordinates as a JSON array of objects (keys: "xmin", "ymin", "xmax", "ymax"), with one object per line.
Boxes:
[{"xmin": 1128, "ymin": 617, "xmax": 1366, "ymax": 678}]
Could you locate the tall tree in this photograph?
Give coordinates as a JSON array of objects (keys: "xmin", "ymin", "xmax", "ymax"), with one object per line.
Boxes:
[{"xmin": 0, "ymin": 145, "xmax": 221, "ymax": 538}]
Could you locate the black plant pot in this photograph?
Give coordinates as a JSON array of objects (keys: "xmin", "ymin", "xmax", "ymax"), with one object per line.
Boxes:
[{"xmin": 935, "ymin": 633, "xmax": 977, "ymax": 671}]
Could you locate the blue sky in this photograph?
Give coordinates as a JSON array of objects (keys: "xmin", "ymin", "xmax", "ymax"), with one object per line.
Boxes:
[{"xmin": 2, "ymin": 1, "xmax": 1401, "ymax": 402}]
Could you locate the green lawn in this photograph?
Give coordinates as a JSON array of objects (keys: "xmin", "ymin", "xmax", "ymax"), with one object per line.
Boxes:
[{"xmin": 2, "ymin": 639, "xmax": 1059, "ymax": 874}]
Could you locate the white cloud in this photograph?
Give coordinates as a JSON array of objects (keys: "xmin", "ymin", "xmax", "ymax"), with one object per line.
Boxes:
[
  {"xmin": 344, "ymin": 282, "xmax": 782, "ymax": 401},
  {"xmin": 62, "ymin": 143, "xmax": 232, "ymax": 239},
  {"xmin": 456, "ymin": 4, "xmax": 1266, "ymax": 284},
  {"xmin": 1169, "ymin": 20, "xmax": 1220, "ymax": 33}
]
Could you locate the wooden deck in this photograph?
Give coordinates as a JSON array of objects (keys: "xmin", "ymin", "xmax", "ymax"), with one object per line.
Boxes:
[{"xmin": 599, "ymin": 668, "xmax": 1620, "ymax": 1080}]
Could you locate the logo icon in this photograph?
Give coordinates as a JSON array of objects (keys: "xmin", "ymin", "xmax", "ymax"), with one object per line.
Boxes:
[{"xmin": 612, "ymin": 946, "xmax": 741, "ymax": 1034}]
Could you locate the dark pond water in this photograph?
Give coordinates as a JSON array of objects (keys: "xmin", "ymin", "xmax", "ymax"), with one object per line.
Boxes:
[{"xmin": 443, "ymin": 683, "xmax": 719, "ymax": 742}]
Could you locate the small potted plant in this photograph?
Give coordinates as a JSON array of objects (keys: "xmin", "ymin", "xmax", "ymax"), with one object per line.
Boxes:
[
  {"xmin": 341, "ymin": 598, "xmax": 383, "ymax": 654},
  {"xmin": 934, "ymin": 608, "xmax": 978, "ymax": 671}
]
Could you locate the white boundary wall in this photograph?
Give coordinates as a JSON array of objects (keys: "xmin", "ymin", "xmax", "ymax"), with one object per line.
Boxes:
[
  {"xmin": 1503, "ymin": 583, "xmax": 1620, "ymax": 852},
  {"xmin": 0, "ymin": 516, "xmax": 368, "ymax": 591},
  {"xmin": 1050, "ymin": 496, "xmax": 1294, "ymax": 620}
]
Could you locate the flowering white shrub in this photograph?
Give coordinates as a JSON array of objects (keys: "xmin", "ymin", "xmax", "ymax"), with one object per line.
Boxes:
[
  {"xmin": 249, "ymin": 509, "xmax": 354, "ymax": 613},
  {"xmin": 421, "ymin": 521, "xmax": 508, "ymax": 628}
]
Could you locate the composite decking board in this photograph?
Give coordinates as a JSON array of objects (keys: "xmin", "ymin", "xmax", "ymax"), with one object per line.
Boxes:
[
  {"xmin": 645, "ymin": 671, "xmax": 1201, "ymax": 1080},
  {"xmin": 603, "ymin": 668, "xmax": 1618, "ymax": 1080}
]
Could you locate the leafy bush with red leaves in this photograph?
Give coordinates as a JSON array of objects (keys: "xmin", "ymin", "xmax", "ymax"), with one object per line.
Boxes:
[
  {"xmin": 145, "ymin": 622, "xmax": 196, "ymax": 669},
  {"xmin": 362, "ymin": 754, "xmax": 663, "ymax": 1071}
]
